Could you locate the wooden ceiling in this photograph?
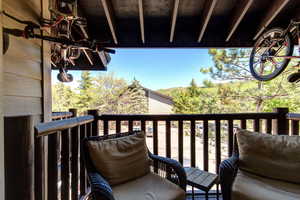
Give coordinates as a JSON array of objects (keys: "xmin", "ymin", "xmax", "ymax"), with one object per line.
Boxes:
[{"xmin": 78, "ymin": 0, "xmax": 300, "ymax": 48}]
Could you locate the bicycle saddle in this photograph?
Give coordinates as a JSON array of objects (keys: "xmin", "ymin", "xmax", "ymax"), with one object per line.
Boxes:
[
  {"xmin": 57, "ymin": 72, "xmax": 73, "ymax": 82},
  {"xmin": 287, "ymin": 71, "xmax": 300, "ymax": 83}
]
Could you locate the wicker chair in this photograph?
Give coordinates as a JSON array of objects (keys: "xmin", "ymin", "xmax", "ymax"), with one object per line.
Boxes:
[
  {"xmin": 219, "ymin": 130, "xmax": 300, "ymax": 200},
  {"xmin": 82, "ymin": 131, "xmax": 187, "ymax": 200},
  {"xmin": 219, "ymin": 139, "xmax": 239, "ymax": 200}
]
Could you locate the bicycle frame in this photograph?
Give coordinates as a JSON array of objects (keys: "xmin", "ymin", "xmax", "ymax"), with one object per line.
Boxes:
[{"xmin": 265, "ymin": 20, "xmax": 300, "ymax": 60}]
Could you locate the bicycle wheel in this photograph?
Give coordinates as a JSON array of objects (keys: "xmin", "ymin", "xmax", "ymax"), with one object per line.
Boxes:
[{"xmin": 249, "ymin": 28, "xmax": 293, "ymax": 81}]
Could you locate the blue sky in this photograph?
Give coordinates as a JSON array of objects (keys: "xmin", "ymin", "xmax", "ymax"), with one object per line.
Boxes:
[{"xmin": 52, "ymin": 48, "xmax": 214, "ymax": 90}]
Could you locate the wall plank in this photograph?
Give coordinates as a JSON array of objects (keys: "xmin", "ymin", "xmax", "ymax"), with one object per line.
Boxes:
[
  {"xmin": 4, "ymin": 56, "xmax": 42, "ymax": 80},
  {"xmin": 4, "ymin": 96, "xmax": 42, "ymax": 117},
  {"xmin": 4, "ymin": 73, "xmax": 42, "ymax": 97}
]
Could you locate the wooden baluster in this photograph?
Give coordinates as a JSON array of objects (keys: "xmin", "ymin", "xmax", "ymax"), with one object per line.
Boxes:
[
  {"xmin": 178, "ymin": 120, "xmax": 183, "ymax": 165},
  {"xmin": 48, "ymin": 132, "xmax": 59, "ymax": 200},
  {"xmin": 103, "ymin": 120, "xmax": 109, "ymax": 135},
  {"xmin": 291, "ymin": 120, "xmax": 299, "ymax": 136},
  {"xmin": 153, "ymin": 120, "xmax": 158, "ymax": 173},
  {"xmin": 80, "ymin": 124, "xmax": 87, "ymax": 197},
  {"xmin": 203, "ymin": 120, "xmax": 209, "ymax": 171},
  {"xmin": 228, "ymin": 119, "xmax": 234, "ymax": 157},
  {"xmin": 153, "ymin": 121, "xmax": 158, "ymax": 155},
  {"xmin": 166, "ymin": 120, "xmax": 171, "ymax": 158},
  {"xmin": 266, "ymin": 119, "xmax": 272, "ymax": 134},
  {"xmin": 190, "ymin": 120, "xmax": 196, "ymax": 167},
  {"xmin": 141, "ymin": 120, "xmax": 146, "ymax": 133},
  {"xmin": 241, "ymin": 119, "xmax": 247, "ymax": 129},
  {"xmin": 116, "ymin": 120, "xmax": 121, "ymax": 133},
  {"xmin": 129, "ymin": 120, "xmax": 133, "ymax": 132},
  {"xmin": 254, "ymin": 119, "xmax": 260, "ymax": 132},
  {"xmin": 61, "ymin": 129, "xmax": 71, "ymax": 200},
  {"xmin": 71, "ymin": 126, "xmax": 80, "ymax": 200},
  {"xmin": 273, "ymin": 107, "xmax": 289, "ymax": 135},
  {"xmin": 88, "ymin": 110, "xmax": 99, "ymax": 136},
  {"xmin": 215, "ymin": 120, "xmax": 221, "ymax": 174},
  {"xmin": 35, "ymin": 136, "xmax": 46, "ymax": 200}
]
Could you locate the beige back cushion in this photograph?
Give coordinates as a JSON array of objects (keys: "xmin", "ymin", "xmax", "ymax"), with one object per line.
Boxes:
[
  {"xmin": 87, "ymin": 131, "xmax": 150, "ymax": 186},
  {"xmin": 236, "ymin": 129, "xmax": 300, "ymax": 184}
]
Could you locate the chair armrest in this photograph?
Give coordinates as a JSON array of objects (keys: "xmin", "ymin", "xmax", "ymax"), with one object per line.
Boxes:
[
  {"xmin": 149, "ymin": 153, "xmax": 187, "ymax": 190},
  {"xmin": 219, "ymin": 155, "xmax": 239, "ymax": 200},
  {"xmin": 88, "ymin": 172, "xmax": 115, "ymax": 200}
]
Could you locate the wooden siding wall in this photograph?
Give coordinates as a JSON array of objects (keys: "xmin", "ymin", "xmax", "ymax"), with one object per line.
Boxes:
[
  {"xmin": 0, "ymin": 0, "xmax": 4, "ymax": 197},
  {"xmin": 2, "ymin": 0, "xmax": 51, "ymax": 199},
  {"xmin": 3, "ymin": 0, "xmax": 49, "ymax": 117}
]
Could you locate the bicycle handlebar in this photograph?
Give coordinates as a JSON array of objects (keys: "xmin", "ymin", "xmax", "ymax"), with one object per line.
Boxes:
[{"xmin": 3, "ymin": 27, "xmax": 115, "ymax": 54}]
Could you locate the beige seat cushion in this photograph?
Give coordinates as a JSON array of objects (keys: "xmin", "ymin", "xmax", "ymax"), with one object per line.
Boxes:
[
  {"xmin": 87, "ymin": 131, "xmax": 150, "ymax": 186},
  {"xmin": 112, "ymin": 172, "xmax": 185, "ymax": 200},
  {"xmin": 236, "ymin": 129, "xmax": 300, "ymax": 184},
  {"xmin": 232, "ymin": 170, "xmax": 300, "ymax": 200}
]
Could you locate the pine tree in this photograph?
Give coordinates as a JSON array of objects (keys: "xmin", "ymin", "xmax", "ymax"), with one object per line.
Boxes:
[
  {"xmin": 52, "ymin": 83, "xmax": 76, "ymax": 111},
  {"xmin": 118, "ymin": 79, "xmax": 148, "ymax": 114},
  {"xmin": 76, "ymin": 71, "xmax": 93, "ymax": 113}
]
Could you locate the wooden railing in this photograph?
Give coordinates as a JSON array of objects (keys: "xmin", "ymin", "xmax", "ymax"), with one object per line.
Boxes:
[
  {"xmin": 35, "ymin": 114, "xmax": 94, "ymax": 200},
  {"xmin": 52, "ymin": 109, "xmax": 77, "ymax": 120},
  {"xmin": 31, "ymin": 107, "xmax": 300, "ymax": 200},
  {"xmin": 86, "ymin": 108, "xmax": 291, "ymax": 174},
  {"xmin": 287, "ymin": 113, "xmax": 300, "ymax": 135}
]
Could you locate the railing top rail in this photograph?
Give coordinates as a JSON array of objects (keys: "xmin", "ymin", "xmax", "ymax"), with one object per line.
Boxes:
[
  {"xmin": 52, "ymin": 112, "xmax": 73, "ymax": 119},
  {"xmin": 286, "ymin": 113, "xmax": 300, "ymax": 121},
  {"xmin": 97, "ymin": 112, "xmax": 279, "ymax": 121},
  {"xmin": 35, "ymin": 115, "xmax": 94, "ymax": 137}
]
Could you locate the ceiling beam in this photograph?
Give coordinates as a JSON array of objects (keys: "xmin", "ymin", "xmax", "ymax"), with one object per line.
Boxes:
[
  {"xmin": 226, "ymin": 0, "xmax": 253, "ymax": 42},
  {"xmin": 197, "ymin": 0, "xmax": 218, "ymax": 42},
  {"xmin": 138, "ymin": 0, "xmax": 145, "ymax": 43},
  {"xmin": 170, "ymin": 0, "xmax": 180, "ymax": 42},
  {"xmin": 253, "ymin": 0, "xmax": 290, "ymax": 40},
  {"xmin": 100, "ymin": 0, "xmax": 118, "ymax": 44}
]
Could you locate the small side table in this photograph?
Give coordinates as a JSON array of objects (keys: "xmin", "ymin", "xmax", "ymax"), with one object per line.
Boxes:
[{"xmin": 184, "ymin": 167, "xmax": 219, "ymax": 200}]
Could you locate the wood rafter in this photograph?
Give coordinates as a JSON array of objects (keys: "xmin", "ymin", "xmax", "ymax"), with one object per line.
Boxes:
[
  {"xmin": 138, "ymin": 0, "xmax": 145, "ymax": 43},
  {"xmin": 253, "ymin": 0, "xmax": 290, "ymax": 40},
  {"xmin": 170, "ymin": 0, "xmax": 180, "ymax": 42},
  {"xmin": 100, "ymin": 0, "xmax": 118, "ymax": 44},
  {"xmin": 226, "ymin": 0, "xmax": 253, "ymax": 42},
  {"xmin": 197, "ymin": 0, "xmax": 218, "ymax": 42}
]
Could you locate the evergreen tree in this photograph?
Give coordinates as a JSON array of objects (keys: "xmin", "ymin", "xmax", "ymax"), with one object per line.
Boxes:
[
  {"xmin": 52, "ymin": 82, "xmax": 76, "ymax": 111},
  {"xmin": 118, "ymin": 79, "xmax": 148, "ymax": 114},
  {"xmin": 200, "ymin": 49, "xmax": 299, "ymax": 112},
  {"xmin": 76, "ymin": 71, "xmax": 93, "ymax": 113}
]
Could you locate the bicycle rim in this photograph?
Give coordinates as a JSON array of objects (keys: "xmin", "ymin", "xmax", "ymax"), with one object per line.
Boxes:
[{"xmin": 249, "ymin": 28, "xmax": 293, "ymax": 81}]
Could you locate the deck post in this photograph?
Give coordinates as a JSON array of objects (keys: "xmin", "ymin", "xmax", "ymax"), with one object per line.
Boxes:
[
  {"xmin": 273, "ymin": 107, "xmax": 289, "ymax": 135},
  {"xmin": 5, "ymin": 116, "xmax": 36, "ymax": 200},
  {"xmin": 87, "ymin": 109, "xmax": 99, "ymax": 136},
  {"xmin": 69, "ymin": 108, "xmax": 78, "ymax": 117}
]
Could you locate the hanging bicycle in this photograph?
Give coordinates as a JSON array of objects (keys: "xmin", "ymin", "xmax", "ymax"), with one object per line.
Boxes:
[
  {"xmin": 2, "ymin": 0, "xmax": 115, "ymax": 82},
  {"xmin": 249, "ymin": 19, "xmax": 300, "ymax": 83}
]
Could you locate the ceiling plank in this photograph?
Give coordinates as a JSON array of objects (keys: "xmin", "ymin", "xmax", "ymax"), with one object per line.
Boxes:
[
  {"xmin": 170, "ymin": 0, "xmax": 180, "ymax": 42},
  {"xmin": 253, "ymin": 0, "xmax": 290, "ymax": 40},
  {"xmin": 100, "ymin": 0, "xmax": 118, "ymax": 44},
  {"xmin": 138, "ymin": 0, "xmax": 145, "ymax": 43},
  {"xmin": 226, "ymin": 0, "xmax": 254, "ymax": 42},
  {"xmin": 197, "ymin": 0, "xmax": 218, "ymax": 42}
]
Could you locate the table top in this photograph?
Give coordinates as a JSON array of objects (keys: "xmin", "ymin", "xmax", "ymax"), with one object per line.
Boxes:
[{"xmin": 184, "ymin": 167, "xmax": 218, "ymax": 191}]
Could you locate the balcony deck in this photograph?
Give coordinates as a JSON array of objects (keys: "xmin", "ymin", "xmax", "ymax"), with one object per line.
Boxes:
[{"xmin": 29, "ymin": 108, "xmax": 300, "ymax": 199}]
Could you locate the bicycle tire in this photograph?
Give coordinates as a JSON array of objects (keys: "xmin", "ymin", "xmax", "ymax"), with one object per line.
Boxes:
[{"xmin": 249, "ymin": 28, "xmax": 293, "ymax": 81}]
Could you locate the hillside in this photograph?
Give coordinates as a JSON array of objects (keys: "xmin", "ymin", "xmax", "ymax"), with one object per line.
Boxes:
[{"xmin": 157, "ymin": 80, "xmax": 256, "ymax": 98}]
